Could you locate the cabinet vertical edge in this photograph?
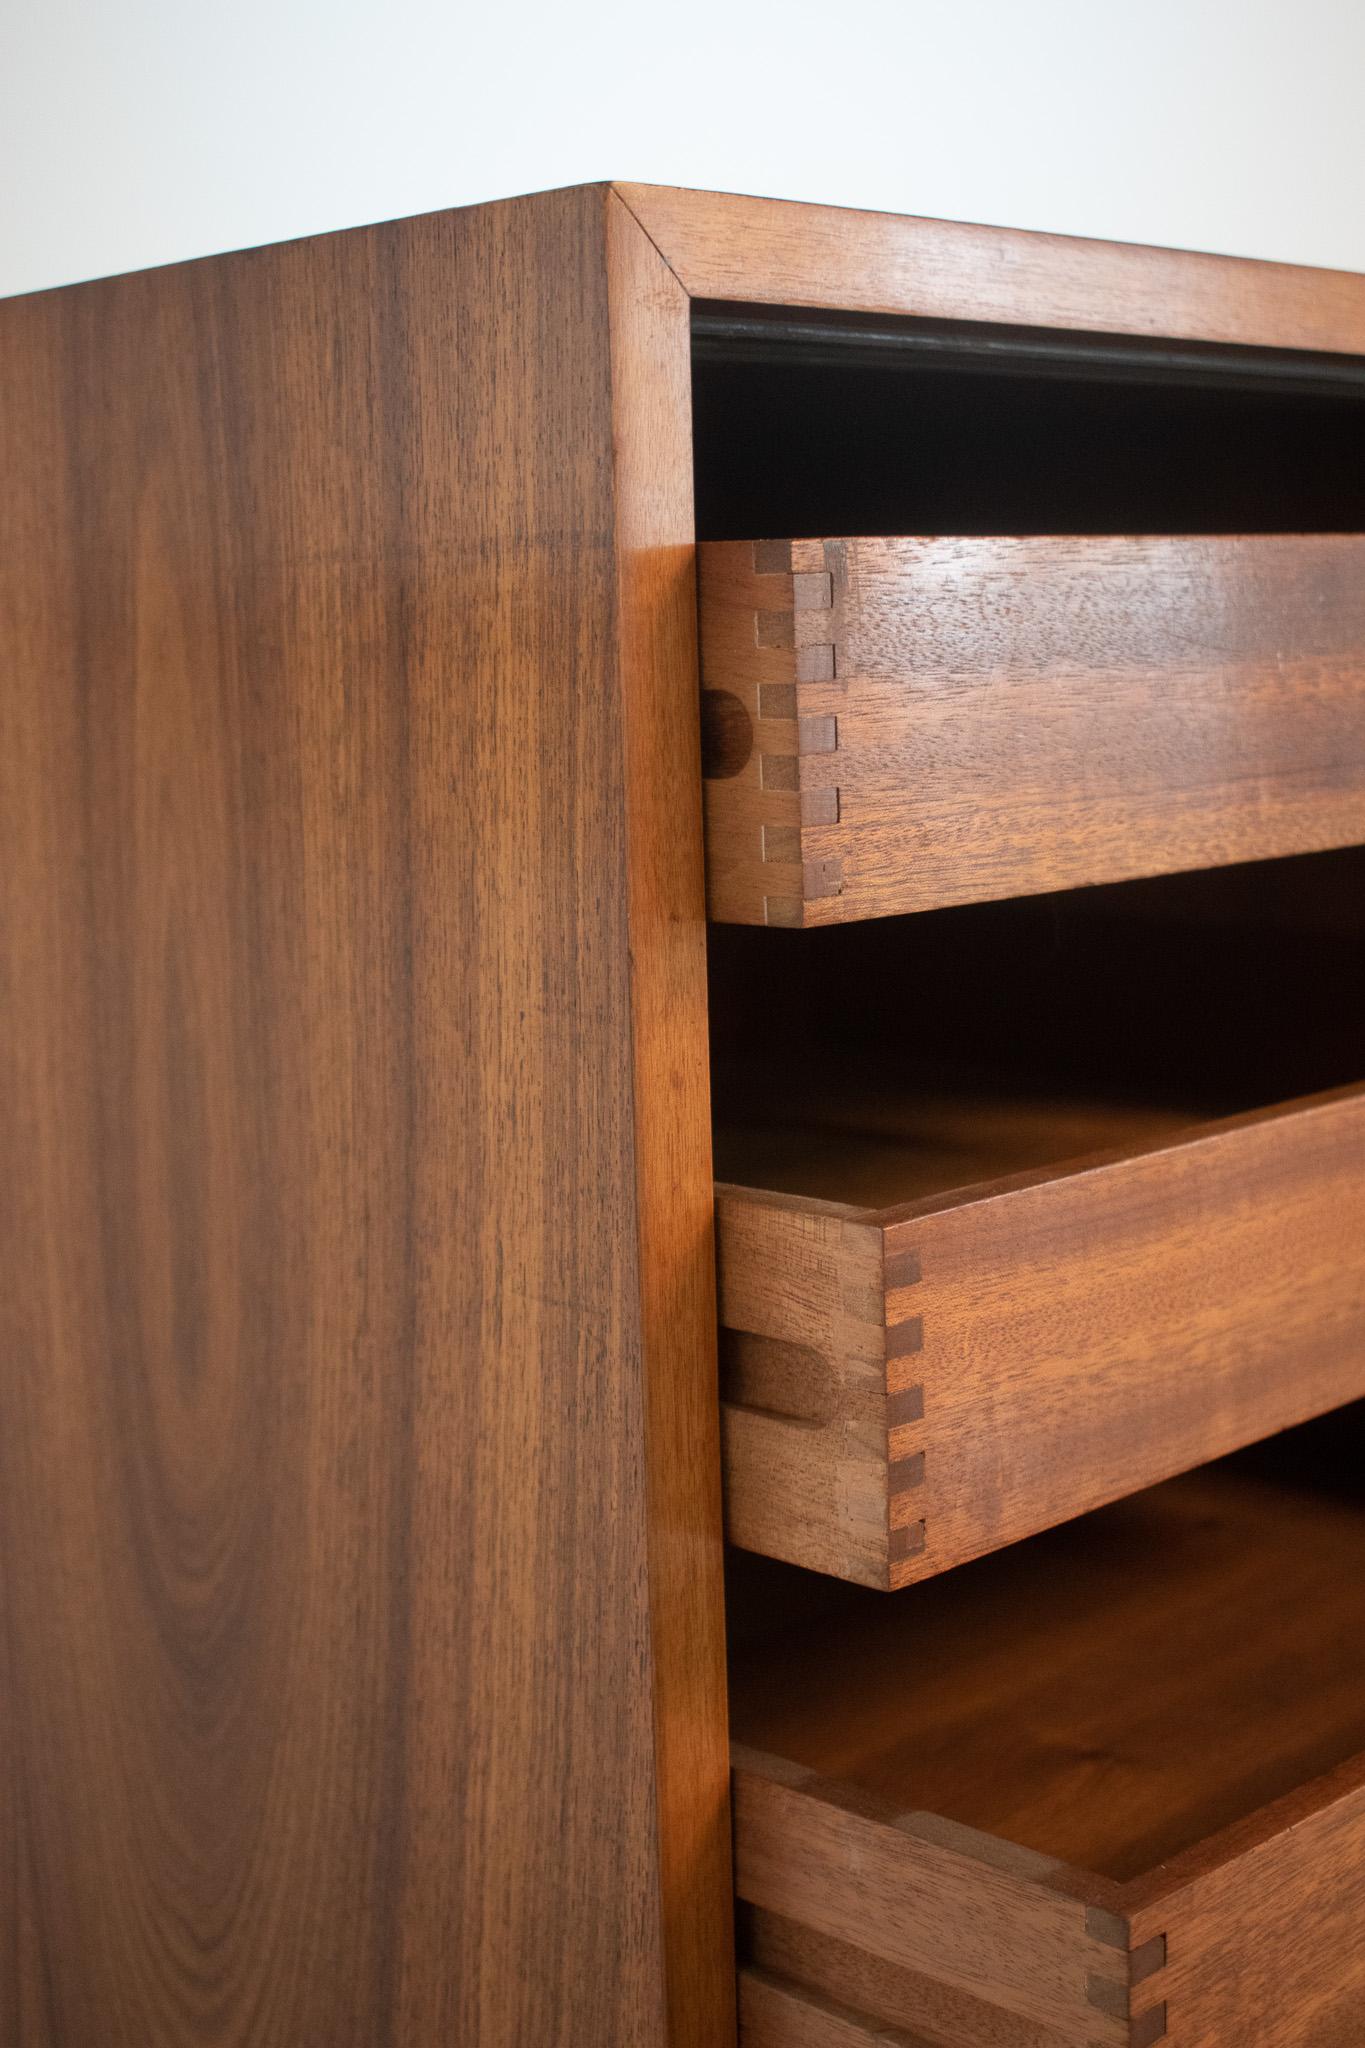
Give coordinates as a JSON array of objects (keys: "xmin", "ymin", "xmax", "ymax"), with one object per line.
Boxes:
[{"xmin": 605, "ymin": 192, "xmax": 737, "ymax": 2046}]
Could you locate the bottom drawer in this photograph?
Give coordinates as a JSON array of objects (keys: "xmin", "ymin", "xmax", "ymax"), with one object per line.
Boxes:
[{"xmin": 730, "ymin": 1420, "xmax": 1365, "ymax": 2048}]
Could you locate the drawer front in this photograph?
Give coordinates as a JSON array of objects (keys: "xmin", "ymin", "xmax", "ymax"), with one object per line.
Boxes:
[
  {"xmin": 719, "ymin": 1085, "xmax": 1365, "ymax": 1589},
  {"xmin": 699, "ymin": 535, "xmax": 1365, "ymax": 926}
]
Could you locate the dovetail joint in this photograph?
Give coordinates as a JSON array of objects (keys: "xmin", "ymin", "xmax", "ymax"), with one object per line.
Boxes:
[
  {"xmin": 1084, "ymin": 1926, "xmax": 1168, "ymax": 2044},
  {"xmin": 751, "ymin": 541, "xmax": 844, "ymax": 916},
  {"xmin": 885, "ymin": 1243, "xmax": 926, "ymax": 1572}
]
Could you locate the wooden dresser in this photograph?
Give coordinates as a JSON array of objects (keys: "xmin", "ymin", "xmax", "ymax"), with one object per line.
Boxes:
[{"xmin": 4, "ymin": 183, "xmax": 1365, "ymax": 2047}]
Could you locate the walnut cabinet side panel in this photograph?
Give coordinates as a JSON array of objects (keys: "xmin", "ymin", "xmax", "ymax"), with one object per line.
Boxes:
[{"xmin": 0, "ymin": 188, "xmax": 731, "ymax": 2047}]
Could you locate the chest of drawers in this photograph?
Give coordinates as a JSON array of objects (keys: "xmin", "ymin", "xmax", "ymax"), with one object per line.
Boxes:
[{"xmin": 4, "ymin": 182, "xmax": 1365, "ymax": 2048}]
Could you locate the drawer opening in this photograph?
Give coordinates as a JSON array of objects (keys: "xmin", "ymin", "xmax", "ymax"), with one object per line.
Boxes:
[
  {"xmin": 730, "ymin": 1409, "xmax": 1365, "ymax": 1884},
  {"xmin": 692, "ymin": 303, "xmax": 1365, "ymax": 539},
  {"xmin": 730, "ymin": 1415, "xmax": 1365, "ymax": 2043},
  {"xmin": 711, "ymin": 847, "xmax": 1365, "ymax": 1210}
]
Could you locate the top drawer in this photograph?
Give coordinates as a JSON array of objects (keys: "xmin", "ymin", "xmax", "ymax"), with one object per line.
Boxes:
[{"xmin": 699, "ymin": 534, "xmax": 1365, "ymax": 924}]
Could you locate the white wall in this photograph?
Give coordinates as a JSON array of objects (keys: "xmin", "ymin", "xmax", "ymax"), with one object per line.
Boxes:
[{"xmin": 3, "ymin": 0, "xmax": 1365, "ymax": 300}]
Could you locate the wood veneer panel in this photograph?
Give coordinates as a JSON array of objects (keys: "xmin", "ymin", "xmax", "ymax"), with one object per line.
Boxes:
[
  {"xmin": 0, "ymin": 186, "xmax": 730, "ymax": 2046},
  {"xmin": 616, "ymin": 183, "xmax": 1365, "ymax": 352},
  {"xmin": 718, "ymin": 1081, "xmax": 1365, "ymax": 1588},
  {"xmin": 699, "ymin": 535, "xmax": 1365, "ymax": 924}
]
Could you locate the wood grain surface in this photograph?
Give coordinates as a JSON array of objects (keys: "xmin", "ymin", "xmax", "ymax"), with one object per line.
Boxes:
[
  {"xmin": 741, "ymin": 1918, "xmax": 1107, "ymax": 2048},
  {"xmin": 699, "ymin": 535, "xmax": 1365, "ymax": 924},
  {"xmin": 717, "ymin": 1079, "xmax": 1365, "ymax": 1587},
  {"xmin": 1123, "ymin": 1756, "xmax": 1365, "ymax": 2048},
  {"xmin": 616, "ymin": 184, "xmax": 1365, "ymax": 352},
  {"xmin": 731, "ymin": 1446, "xmax": 1365, "ymax": 2044},
  {"xmin": 605, "ymin": 189, "xmax": 736, "ymax": 2046},
  {"xmin": 739, "ymin": 1965, "xmax": 943, "ymax": 2046},
  {"xmin": 0, "ymin": 185, "xmax": 731, "ymax": 2047}
]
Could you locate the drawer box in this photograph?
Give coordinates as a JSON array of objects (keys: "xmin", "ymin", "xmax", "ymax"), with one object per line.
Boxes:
[
  {"xmin": 717, "ymin": 1079, "xmax": 1365, "ymax": 1589},
  {"xmin": 699, "ymin": 535, "xmax": 1365, "ymax": 926},
  {"xmin": 730, "ymin": 1446, "xmax": 1365, "ymax": 2046}
]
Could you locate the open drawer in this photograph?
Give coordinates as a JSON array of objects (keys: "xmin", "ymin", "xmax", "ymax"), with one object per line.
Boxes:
[
  {"xmin": 717, "ymin": 1073, "xmax": 1365, "ymax": 1590},
  {"xmin": 729, "ymin": 1429, "xmax": 1365, "ymax": 2047},
  {"xmin": 698, "ymin": 535, "xmax": 1365, "ymax": 925}
]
